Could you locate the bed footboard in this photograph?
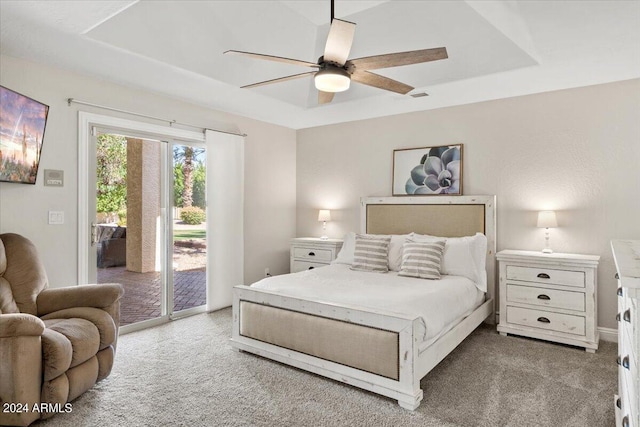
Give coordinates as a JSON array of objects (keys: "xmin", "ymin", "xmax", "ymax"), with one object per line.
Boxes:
[
  {"xmin": 240, "ymin": 301, "xmax": 400, "ymax": 379},
  {"xmin": 231, "ymin": 285, "xmax": 424, "ymax": 410}
]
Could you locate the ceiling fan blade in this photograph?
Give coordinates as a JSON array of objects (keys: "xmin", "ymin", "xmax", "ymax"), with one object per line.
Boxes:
[
  {"xmin": 323, "ymin": 19, "xmax": 356, "ymax": 66},
  {"xmin": 351, "ymin": 71, "xmax": 413, "ymax": 95},
  {"xmin": 224, "ymin": 50, "xmax": 319, "ymax": 68},
  {"xmin": 318, "ymin": 91, "xmax": 335, "ymax": 104},
  {"xmin": 241, "ymin": 72, "xmax": 315, "ymax": 89},
  {"xmin": 349, "ymin": 47, "xmax": 448, "ymax": 71}
]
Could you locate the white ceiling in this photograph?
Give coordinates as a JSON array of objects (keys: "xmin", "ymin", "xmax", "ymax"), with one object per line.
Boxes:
[{"xmin": 1, "ymin": 1, "xmax": 639, "ymax": 129}]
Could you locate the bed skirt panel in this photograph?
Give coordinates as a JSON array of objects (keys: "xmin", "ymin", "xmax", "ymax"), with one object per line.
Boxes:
[{"xmin": 239, "ymin": 301, "xmax": 399, "ymax": 380}]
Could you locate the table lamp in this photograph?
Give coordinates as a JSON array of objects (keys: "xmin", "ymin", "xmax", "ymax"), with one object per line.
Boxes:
[
  {"xmin": 318, "ymin": 210, "xmax": 331, "ymax": 240},
  {"xmin": 537, "ymin": 210, "xmax": 558, "ymax": 254}
]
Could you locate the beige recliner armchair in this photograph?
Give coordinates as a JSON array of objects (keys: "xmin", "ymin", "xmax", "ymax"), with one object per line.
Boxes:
[{"xmin": 0, "ymin": 233, "xmax": 124, "ymax": 426}]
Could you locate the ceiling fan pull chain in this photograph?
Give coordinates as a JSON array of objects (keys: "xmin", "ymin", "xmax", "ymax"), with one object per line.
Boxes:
[{"xmin": 331, "ymin": 0, "xmax": 334, "ymax": 22}]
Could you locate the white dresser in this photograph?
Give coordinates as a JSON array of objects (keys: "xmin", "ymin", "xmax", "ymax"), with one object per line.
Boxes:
[
  {"xmin": 612, "ymin": 240, "xmax": 640, "ymax": 427},
  {"xmin": 290, "ymin": 238, "xmax": 343, "ymax": 273},
  {"xmin": 496, "ymin": 250, "xmax": 600, "ymax": 352}
]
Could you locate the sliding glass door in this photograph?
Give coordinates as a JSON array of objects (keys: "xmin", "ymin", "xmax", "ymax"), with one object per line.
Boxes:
[
  {"xmin": 87, "ymin": 130, "xmax": 207, "ymax": 330},
  {"xmin": 79, "ymin": 112, "xmax": 244, "ymax": 330}
]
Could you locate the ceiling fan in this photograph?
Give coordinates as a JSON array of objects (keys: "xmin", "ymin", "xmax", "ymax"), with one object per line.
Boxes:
[{"xmin": 224, "ymin": 0, "xmax": 448, "ymax": 104}]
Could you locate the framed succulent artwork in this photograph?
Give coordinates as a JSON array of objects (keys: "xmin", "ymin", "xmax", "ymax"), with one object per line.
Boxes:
[{"xmin": 392, "ymin": 144, "xmax": 463, "ymax": 196}]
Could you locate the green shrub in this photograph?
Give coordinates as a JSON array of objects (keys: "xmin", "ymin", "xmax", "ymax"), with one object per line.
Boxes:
[
  {"xmin": 180, "ymin": 206, "xmax": 206, "ymax": 225},
  {"xmin": 117, "ymin": 209, "xmax": 127, "ymax": 227}
]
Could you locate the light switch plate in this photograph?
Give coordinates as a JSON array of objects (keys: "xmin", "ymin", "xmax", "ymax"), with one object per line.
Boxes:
[
  {"xmin": 48, "ymin": 211, "xmax": 64, "ymax": 225},
  {"xmin": 44, "ymin": 169, "xmax": 64, "ymax": 187}
]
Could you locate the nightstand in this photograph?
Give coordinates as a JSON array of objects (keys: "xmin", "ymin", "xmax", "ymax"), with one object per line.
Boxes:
[
  {"xmin": 496, "ymin": 250, "xmax": 600, "ymax": 352},
  {"xmin": 290, "ymin": 238, "xmax": 343, "ymax": 273}
]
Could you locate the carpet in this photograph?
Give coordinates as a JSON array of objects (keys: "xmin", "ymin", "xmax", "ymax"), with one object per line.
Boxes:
[{"xmin": 35, "ymin": 308, "xmax": 616, "ymax": 427}]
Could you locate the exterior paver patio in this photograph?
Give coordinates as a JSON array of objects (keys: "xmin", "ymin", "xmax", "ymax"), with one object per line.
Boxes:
[{"xmin": 98, "ymin": 266, "xmax": 206, "ymax": 326}]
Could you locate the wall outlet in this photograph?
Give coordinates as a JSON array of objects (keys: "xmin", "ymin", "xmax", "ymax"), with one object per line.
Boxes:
[
  {"xmin": 265, "ymin": 268, "xmax": 271, "ymax": 278},
  {"xmin": 48, "ymin": 211, "xmax": 64, "ymax": 225}
]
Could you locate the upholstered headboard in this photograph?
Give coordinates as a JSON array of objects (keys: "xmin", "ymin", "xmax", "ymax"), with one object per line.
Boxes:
[
  {"xmin": 361, "ymin": 196, "xmax": 497, "ymax": 322},
  {"xmin": 366, "ymin": 204, "xmax": 485, "ymax": 237}
]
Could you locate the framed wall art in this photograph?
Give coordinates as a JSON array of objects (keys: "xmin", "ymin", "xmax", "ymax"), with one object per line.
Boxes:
[{"xmin": 392, "ymin": 144, "xmax": 463, "ymax": 196}]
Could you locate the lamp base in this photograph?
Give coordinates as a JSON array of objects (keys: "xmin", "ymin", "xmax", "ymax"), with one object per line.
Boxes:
[
  {"xmin": 541, "ymin": 248, "xmax": 553, "ymax": 254},
  {"xmin": 320, "ymin": 235, "xmax": 328, "ymax": 240}
]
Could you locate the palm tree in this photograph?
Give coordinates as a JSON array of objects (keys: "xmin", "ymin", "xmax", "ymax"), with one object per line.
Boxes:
[{"xmin": 174, "ymin": 146, "xmax": 205, "ymax": 207}]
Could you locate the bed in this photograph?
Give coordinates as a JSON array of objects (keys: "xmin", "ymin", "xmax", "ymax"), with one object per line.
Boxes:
[{"xmin": 231, "ymin": 195, "xmax": 496, "ymax": 410}]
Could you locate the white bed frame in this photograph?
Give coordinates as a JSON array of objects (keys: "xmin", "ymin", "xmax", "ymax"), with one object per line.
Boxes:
[{"xmin": 231, "ymin": 195, "xmax": 496, "ymax": 410}]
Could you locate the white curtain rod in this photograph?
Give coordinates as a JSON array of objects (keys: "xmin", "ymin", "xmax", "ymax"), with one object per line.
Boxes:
[{"xmin": 67, "ymin": 98, "xmax": 247, "ymax": 137}]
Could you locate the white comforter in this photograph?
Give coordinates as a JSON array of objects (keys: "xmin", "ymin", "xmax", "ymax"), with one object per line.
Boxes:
[{"xmin": 251, "ymin": 264, "xmax": 484, "ymax": 348}]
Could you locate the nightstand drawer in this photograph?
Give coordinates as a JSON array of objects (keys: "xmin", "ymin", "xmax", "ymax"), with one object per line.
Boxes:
[
  {"xmin": 292, "ymin": 247, "xmax": 333, "ymax": 262},
  {"xmin": 506, "ymin": 306, "xmax": 586, "ymax": 336},
  {"xmin": 291, "ymin": 260, "xmax": 327, "ymax": 273},
  {"xmin": 506, "ymin": 284, "xmax": 585, "ymax": 312},
  {"xmin": 506, "ymin": 265, "xmax": 585, "ymax": 288}
]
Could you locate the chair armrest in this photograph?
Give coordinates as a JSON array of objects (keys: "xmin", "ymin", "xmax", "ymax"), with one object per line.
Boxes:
[
  {"xmin": 37, "ymin": 283, "xmax": 124, "ymax": 317},
  {"xmin": 0, "ymin": 313, "xmax": 45, "ymax": 338}
]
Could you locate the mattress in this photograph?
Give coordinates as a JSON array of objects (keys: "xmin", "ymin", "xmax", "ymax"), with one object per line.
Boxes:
[{"xmin": 250, "ymin": 264, "xmax": 484, "ymax": 351}]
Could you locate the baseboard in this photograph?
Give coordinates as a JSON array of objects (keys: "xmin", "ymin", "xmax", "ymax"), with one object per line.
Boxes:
[{"xmin": 598, "ymin": 327, "xmax": 617, "ymax": 343}]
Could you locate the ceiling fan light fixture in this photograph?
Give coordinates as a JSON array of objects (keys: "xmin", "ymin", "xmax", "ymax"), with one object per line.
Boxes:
[{"xmin": 314, "ymin": 67, "xmax": 350, "ymax": 93}]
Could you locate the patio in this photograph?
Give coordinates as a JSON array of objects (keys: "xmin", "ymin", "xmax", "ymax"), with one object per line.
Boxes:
[{"xmin": 98, "ymin": 254, "xmax": 206, "ymax": 326}]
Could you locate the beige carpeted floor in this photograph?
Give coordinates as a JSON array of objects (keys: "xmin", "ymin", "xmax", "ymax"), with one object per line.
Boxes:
[{"xmin": 35, "ymin": 308, "xmax": 616, "ymax": 427}]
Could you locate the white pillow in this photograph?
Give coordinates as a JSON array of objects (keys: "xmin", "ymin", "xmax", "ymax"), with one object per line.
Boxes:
[
  {"xmin": 332, "ymin": 232, "xmax": 356, "ymax": 265},
  {"xmin": 333, "ymin": 232, "xmax": 408, "ymax": 271},
  {"xmin": 409, "ymin": 232, "xmax": 488, "ymax": 292},
  {"xmin": 388, "ymin": 234, "xmax": 409, "ymax": 272}
]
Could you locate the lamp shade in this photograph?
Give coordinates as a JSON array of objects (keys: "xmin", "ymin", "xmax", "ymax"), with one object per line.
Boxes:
[
  {"xmin": 314, "ymin": 68, "xmax": 350, "ymax": 93},
  {"xmin": 318, "ymin": 210, "xmax": 331, "ymax": 222},
  {"xmin": 537, "ymin": 211, "xmax": 558, "ymax": 228}
]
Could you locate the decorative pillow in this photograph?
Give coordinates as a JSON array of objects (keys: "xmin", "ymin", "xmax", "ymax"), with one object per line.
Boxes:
[
  {"xmin": 398, "ymin": 239, "xmax": 445, "ymax": 279},
  {"xmin": 409, "ymin": 232, "xmax": 488, "ymax": 291},
  {"xmin": 350, "ymin": 234, "xmax": 391, "ymax": 272},
  {"xmin": 334, "ymin": 233, "xmax": 409, "ymax": 272},
  {"xmin": 332, "ymin": 232, "xmax": 356, "ymax": 265}
]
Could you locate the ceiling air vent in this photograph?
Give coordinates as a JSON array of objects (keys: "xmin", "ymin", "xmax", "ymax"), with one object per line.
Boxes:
[{"xmin": 410, "ymin": 92, "xmax": 429, "ymax": 98}]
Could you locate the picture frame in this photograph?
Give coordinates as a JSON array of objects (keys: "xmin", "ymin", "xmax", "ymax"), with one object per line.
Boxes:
[
  {"xmin": 0, "ymin": 85, "xmax": 49, "ymax": 185},
  {"xmin": 392, "ymin": 144, "xmax": 463, "ymax": 196}
]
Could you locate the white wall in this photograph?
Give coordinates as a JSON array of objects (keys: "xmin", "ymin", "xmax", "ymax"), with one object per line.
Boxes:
[
  {"xmin": 0, "ymin": 55, "xmax": 296, "ymax": 287},
  {"xmin": 296, "ymin": 79, "xmax": 640, "ymax": 330}
]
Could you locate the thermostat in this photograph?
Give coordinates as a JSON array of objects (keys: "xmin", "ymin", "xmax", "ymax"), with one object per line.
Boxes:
[{"xmin": 44, "ymin": 169, "xmax": 64, "ymax": 187}]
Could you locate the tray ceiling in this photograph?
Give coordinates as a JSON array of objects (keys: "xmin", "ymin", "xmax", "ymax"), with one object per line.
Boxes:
[{"xmin": 1, "ymin": 1, "xmax": 638, "ymax": 129}]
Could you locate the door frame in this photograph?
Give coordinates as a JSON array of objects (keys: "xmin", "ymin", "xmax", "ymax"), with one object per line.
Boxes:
[{"xmin": 78, "ymin": 113, "xmax": 205, "ymax": 330}]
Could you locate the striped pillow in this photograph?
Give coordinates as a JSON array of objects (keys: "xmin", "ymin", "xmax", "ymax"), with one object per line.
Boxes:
[
  {"xmin": 398, "ymin": 239, "xmax": 445, "ymax": 280},
  {"xmin": 350, "ymin": 234, "xmax": 391, "ymax": 273}
]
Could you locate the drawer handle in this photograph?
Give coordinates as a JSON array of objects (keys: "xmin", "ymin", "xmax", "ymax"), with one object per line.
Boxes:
[
  {"xmin": 615, "ymin": 273, "xmax": 620, "ymax": 280},
  {"xmin": 623, "ymin": 309, "xmax": 631, "ymax": 323},
  {"xmin": 308, "ymin": 251, "xmax": 315, "ymax": 256},
  {"xmin": 622, "ymin": 355, "xmax": 630, "ymax": 370},
  {"xmin": 537, "ymin": 294, "xmax": 551, "ymax": 300},
  {"xmin": 617, "ymin": 287, "xmax": 623, "ymax": 297},
  {"xmin": 308, "ymin": 266, "xmax": 315, "ymax": 270},
  {"xmin": 537, "ymin": 273, "xmax": 550, "ymax": 279},
  {"xmin": 616, "ymin": 397, "xmax": 621, "ymax": 409},
  {"xmin": 537, "ymin": 317, "xmax": 551, "ymax": 324},
  {"xmin": 616, "ymin": 312, "xmax": 621, "ymax": 322},
  {"xmin": 622, "ymin": 415, "xmax": 629, "ymax": 427}
]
